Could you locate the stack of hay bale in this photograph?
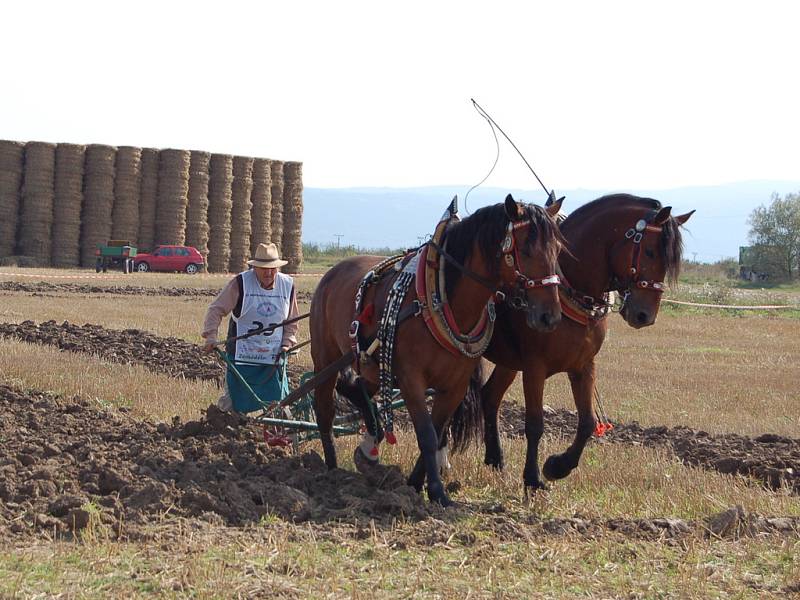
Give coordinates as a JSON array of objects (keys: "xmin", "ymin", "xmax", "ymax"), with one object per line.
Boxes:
[
  {"xmin": 111, "ymin": 146, "xmax": 141, "ymax": 243},
  {"xmin": 155, "ymin": 149, "xmax": 190, "ymax": 246},
  {"xmin": 80, "ymin": 144, "xmax": 117, "ymax": 267},
  {"xmin": 18, "ymin": 142, "xmax": 57, "ymax": 265},
  {"xmin": 137, "ymin": 148, "xmax": 160, "ymax": 252},
  {"xmin": 51, "ymin": 143, "xmax": 86, "ymax": 267},
  {"xmin": 269, "ymin": 160, "xmax": 284, "ymax": 252},
  {"xmin": 185, "ymin": 151, "xmax": 211, "ymax": 263},
  {"xmin": 0, "ymin": 140, "xmax": 25, "ymax": 259},
  {"xmin": 207, "ymin": 154, "xmax": 233, "ymax": 272},
  {"xmin": 229, "ymin": 156, "xmax": 254, "ymax": 272},
  {"xmin": 249, "ymin": 158, "xmax": 272, "ymax": 256},
  {"xmin": 282, "ymin": 161, "xmax": 304, "ymax": 273}
]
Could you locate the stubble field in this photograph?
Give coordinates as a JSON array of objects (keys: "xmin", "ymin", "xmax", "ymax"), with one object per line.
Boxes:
[{"xmin": 0, "ymin": 267, "xmax": 798, "ymax": 599}]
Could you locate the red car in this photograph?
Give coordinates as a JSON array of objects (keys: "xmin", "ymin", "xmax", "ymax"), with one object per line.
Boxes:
[{"xmin": 134, "ymin": 245, "xmax": 205, "ymax": 274}]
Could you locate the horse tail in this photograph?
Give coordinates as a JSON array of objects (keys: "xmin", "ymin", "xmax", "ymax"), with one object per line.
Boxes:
[{"xmin": 448, "ymin": 360, "xmax": 485, "ymax": 453}]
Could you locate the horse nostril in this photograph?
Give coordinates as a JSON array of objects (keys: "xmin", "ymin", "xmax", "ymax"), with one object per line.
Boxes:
[{"xmin": 540, "ymin": 313, "xmax": 555, "ymax": 328}]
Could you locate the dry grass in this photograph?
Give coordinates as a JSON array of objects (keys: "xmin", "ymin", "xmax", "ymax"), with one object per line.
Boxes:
[
  {"xmin": 597, "ymin": 313, "xmax": 800, "ymax": 436},
  {"xmin": 1, "ymin": 528, "xmax": 798, "ymax": 598},
  {"xmin": 0, "ymin": 339, "xmax": 217, "ymax": 421}
]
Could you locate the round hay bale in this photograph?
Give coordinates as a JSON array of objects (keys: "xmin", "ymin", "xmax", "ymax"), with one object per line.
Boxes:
[
  {"xmin": 0, "ymin": 140, "xmax": 25, "ymax": 257},
  {"xmin": 228, "ymin": 156, "xmax": 254, "ymax": 273},
  {"xmin": 186, "ymin": 150, "xmax": 211, "ymax": 261},
  {"xmin": 250, "ymin": 158, "xmax": 272, "ymax": 256},
  {"xmin": 155, "ymin": 149, "xmax": 190, "ymax": 246},
  {"xmin": 207, "ymin": 153, "xmax": 233, "ymax": 272},
  {"xmin": 51, "ymin": 143, "xmax": 86, "ymax": 267},
  {"xmin": 137, "ymin": 148, "xmax": 160, "ymax": 252},
  {"xmin": 111, "ymin": 146, "xmax": 142, "ymax": 243},
  {"xmin": 80, "ymin": 144, "xmax": 117, "ymax": 267},
  {"xmin": 18, "ymin": 141, "xmax": 56, "ymax": 263},
  {"xmin": 269, "ymin": 160, "xmax": 284, "ymax": 252},
  {"xmin": 282, "ymin": 161, "xmax": 303, "ymax": 273}
]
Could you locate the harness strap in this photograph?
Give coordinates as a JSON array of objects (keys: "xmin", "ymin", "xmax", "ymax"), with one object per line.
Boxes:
[
  {"xmin": 426, "ymin": 239, "xmax": 497, "ymax": 292},
  {"xmin": 376, "ymin": 256, "xmax": 420, "ymax": 437}
]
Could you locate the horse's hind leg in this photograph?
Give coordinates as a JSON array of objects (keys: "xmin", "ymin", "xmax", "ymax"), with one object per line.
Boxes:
[
  {"xmin": 482, "ymin": 365, "xmax": 518, "ymax": 470},
  {"xmin": 542, "ymin": 362, "xmax": 597, "ymax": 481},
  {"xmin": 314, "ymin": 375, "xmax": 339, "ymax": 469}
]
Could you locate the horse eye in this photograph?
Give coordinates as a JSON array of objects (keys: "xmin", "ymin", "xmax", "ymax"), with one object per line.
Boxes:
[{"xmin": 645, "ymin": 248, "xmax": 655, "ymax": 259}]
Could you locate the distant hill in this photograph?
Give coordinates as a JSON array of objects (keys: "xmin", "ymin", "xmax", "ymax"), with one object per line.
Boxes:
[{"xmin": 302, "ymin": 181, "xmax": 800, "ymax": 262}]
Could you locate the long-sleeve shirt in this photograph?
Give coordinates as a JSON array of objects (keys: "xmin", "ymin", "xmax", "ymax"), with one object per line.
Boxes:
[{"xmin": 201, "ymin": 274, "xmax": 299, "ymax": 349}]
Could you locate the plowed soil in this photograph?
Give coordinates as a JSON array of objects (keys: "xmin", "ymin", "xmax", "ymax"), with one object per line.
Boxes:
[
  {"xmin": 1, "ymin": 384, "xmax": 797, "ymax": 544},
  {"xmin": 1, "ymin": 320, "xmax": 798, "ymax": 495},
  {"xmin": 0, "ymin": 384, "xmax": 429, "ymax": 541}
]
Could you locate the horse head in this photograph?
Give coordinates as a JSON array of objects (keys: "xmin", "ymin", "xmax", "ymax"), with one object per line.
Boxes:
[
  {"xmin": 500, "ymin": 194, "xmax": 564, "ymax": 331},
  {"xmin": 611, "ymin": 205, "xmax": 695, "ymax": 328}
]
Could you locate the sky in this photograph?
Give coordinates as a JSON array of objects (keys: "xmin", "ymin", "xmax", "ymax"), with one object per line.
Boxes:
[{"xmin": 2, "ymin": 1, "xmax": 798, "ymax": 192}]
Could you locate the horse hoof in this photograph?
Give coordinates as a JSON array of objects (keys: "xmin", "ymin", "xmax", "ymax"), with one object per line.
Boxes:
[
  {"xmin": 484, "ymin": 455, "xmax": 505, "ymax": 471},
  {"xmin": 523, "ymin": 480, "xmax": 550, "ymax": 498},
  {"xmin": 429, "ymin": 491, "xmax": 453, "ymax": 507},
  {"xmin": 353, "ymin": 446, "xmax": 379, "ymax": 474},
  {"xmin": 542, "ymin": 454, "xmax": 572, "ymax": 481}
]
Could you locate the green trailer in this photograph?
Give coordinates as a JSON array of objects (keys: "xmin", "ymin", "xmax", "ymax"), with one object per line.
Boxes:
[{"xmin": 95, "ymin": 240, "xmax": 138, "ymax": 273}]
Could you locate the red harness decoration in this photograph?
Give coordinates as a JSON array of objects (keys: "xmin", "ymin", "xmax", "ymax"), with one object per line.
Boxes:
[{"xmin": 414, "ymin": 243, "xmax": 497, "ymax": 357}]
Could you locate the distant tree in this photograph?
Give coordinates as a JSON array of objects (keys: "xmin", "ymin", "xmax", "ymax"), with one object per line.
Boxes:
[{"xmin": 747, "ymin": 192, "xmax": 800, "ymax": 280}]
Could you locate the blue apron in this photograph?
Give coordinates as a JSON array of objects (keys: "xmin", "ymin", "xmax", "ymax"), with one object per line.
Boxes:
[{"xmin": 226, "ymin": 360, "xmax": 289, "ymax": 414}]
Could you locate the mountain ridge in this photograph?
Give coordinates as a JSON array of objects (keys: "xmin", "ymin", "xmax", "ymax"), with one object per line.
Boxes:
[{"xmin": 302, "ymin": 180, "xmax": 800, "ymax": 262}]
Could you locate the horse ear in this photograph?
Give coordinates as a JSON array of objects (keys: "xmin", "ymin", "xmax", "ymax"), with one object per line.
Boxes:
[
  {"xmin": 653, "ymin": 206, "xmax": 672, "ymax": 225},
  {"xmin": 504, "ymin": 194, "xmax": 523, "ymax": 221},
  {"xmin": 545, "ymin": 197, "xmax": 563, "ymax": 217},
  {"xmin": 674, "ymin": 210, "xmax": 695, "ymax": 225}
]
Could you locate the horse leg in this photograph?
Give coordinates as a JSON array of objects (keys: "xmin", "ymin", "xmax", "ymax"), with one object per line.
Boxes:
[
  {"xmin": 403, "ymin": 384, "xmax": 452, "ymax": 506},
  {"xmin": 521, "ymin": 368, "xmax": 549, "ymax": 493},
  {"xmin": 482, "ymin": 365, "xmax": 518, "ymax": 470},
  {"xmin": 408, "ymin": 397, "xmax": 451, "ymax": 491},
  {"xmin": 313, "ymin": 375, "xmax": 339, "ymax": 469},
  {"xmin": 335, "ymin": 371, "xmax": 384, "ymax": 469},
  {"xmin": 542, "ymin": 362, "xmax": 597, "ymax": 481}
]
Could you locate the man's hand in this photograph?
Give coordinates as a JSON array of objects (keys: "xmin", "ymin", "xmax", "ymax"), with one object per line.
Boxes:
[{"xmin": 201, "ymin": 340, "xmax": 217, "ymax": 353}]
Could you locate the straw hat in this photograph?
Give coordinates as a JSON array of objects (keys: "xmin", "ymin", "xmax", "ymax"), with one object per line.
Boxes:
[{"xmin": 247, "ymin": 242, "xmax": 288, "ymax": 268}]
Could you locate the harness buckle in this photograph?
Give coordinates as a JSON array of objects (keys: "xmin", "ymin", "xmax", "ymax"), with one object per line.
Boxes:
[
  {"xmin": 625, "ymin": 228, "xmax": 636, "ymax": 239},
  {"xmin": 487, "ymin": 299, "xmax": 496, "ymax": 322},
  {"xmin": 348, "ymin": 320, "xmax": 360, "ymax": 339},
  {"xmin": 633, "ymin": 232, "xmax": 643, "ymax": 244},
  {"xmin": 495, "ymin": 290, "xmax": 506, "ymax": 303}
]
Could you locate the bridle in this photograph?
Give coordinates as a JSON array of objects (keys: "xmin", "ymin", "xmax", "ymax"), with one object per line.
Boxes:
[
  {"xmin": 611, "ymin": 217, "xmax": 666, "ymax": 306},
  {"xmin": 500, "ymin": 218, "xmax": 561, "ymax": 295},
  {"xmin": 428, "ymin": 215, "xmax": 561, "ymax": 298}
]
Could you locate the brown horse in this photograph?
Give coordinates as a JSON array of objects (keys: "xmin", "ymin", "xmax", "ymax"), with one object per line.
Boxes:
[
  {"xmin": 449, "ymin": 193, "xmax": 694, "ymax": 492},
  {"xmin": 310, "ymin": 195, "xmax": 564, "ymax": 505}
]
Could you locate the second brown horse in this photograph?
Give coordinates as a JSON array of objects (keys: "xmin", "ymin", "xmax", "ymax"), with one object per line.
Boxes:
[{"xmin": 450, "ymin": 193, "xmax": 694, "ymax": 493}]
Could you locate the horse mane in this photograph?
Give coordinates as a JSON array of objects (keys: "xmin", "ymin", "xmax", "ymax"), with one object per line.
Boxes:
[
  {"xmin": 561, "ymin": 193, "xmax": 684, "ymax": 286},
  {"xmin": 443, "ymin": 201, "xmax": 563, "ymax": 297}
]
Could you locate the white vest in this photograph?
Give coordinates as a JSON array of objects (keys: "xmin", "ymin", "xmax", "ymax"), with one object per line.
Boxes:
[{"xmin": 233, "ymin": 270, "xmax": 293, "ymax": 364}]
